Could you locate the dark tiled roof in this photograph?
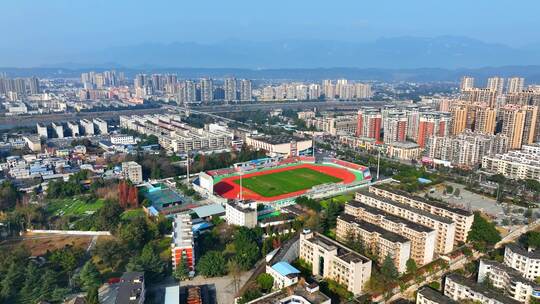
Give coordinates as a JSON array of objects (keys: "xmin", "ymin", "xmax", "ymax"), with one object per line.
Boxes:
[{"xmin": 338, "ymin": 213, "xmax": 410, "ymax": 244}]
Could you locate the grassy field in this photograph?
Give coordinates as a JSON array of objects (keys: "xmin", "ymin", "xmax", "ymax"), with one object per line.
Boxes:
[
  {"xmin": 46, "ymin": 197, "xmax": 106, "ymax": 217},
  {"xmin": 234, "ymin": 167, "xmax": 342, "ymax": 197}
]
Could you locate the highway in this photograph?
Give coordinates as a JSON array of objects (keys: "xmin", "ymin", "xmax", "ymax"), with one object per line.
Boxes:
[{"xmin": 0, "ymin": 100, "xmax": 398, "ymax": 130}]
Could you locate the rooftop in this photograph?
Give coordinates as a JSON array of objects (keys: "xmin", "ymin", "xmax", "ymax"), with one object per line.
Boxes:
[
  {"xmin": 250, "ymin": 135, "xmax": 310, "ymax": 145},
  {"xmin": 338, "ymin": 213, "xmax": 410, "ymax": 244},
  {"xmin": 372, "ymin": 184, "xmax": 472, "ymax": 217},
  {"xmin": 445, "ymin": 273, "xmax": 522, "ymax": 304},
  {"xmin": 116, "ymin": 272, "xmax": 145, "ymax": 304},
  {"xmin": 271, "ymin": 262, "xmax": 301, "ymax": 277},
  {"xmin": 347, "ymin": 200, "xmax": 434, "ymax": 233},
  {"xmin": 417, "ymin": 287, "xmax": 457, "ymax": 304},
  {"xmin": 246, "ymin": 282, "xmax": 330, "ymax": 304},
  {"xmin": 506, "ymin": 243, "xmax": 540, "ymax": 259},
  {"xmin": 356, "ymin": 190, "xmax": 454, "ymax": 224},
  {"xmin": 308, "ymin": 232, "xmax": 370, "ymax": 264},
  {"xmin": 191, "ymin": 204, "xmax": 225, "ymax": 218},
  {"xmin": 144, "ymin": 187, "xmax": 185, "ymax": 210}
]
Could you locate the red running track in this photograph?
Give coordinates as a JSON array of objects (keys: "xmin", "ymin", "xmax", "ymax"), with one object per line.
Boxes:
[{"xmin": 213, "ymin": 163, "xmax": 356, "ymax": 201}]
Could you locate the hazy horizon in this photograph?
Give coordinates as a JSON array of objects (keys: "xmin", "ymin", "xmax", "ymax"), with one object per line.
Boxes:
[{"xmin": 3, "ymin": 0, "xmax": 540, "ymax": 68}]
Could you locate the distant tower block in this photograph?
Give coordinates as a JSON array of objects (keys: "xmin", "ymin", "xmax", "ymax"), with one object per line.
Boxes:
[
  {"xmin": 80, "ymin": 119, "xmax": 94, "ymax": 135},
  {"xmin": 93, "ymin": 118, "xmax": 108, "ymax": 135},
  {"xmin": 67, "ymin": 121, "xmax": 80, "ymax": 137},
  {"xmin": 37, "ymin": 123, "xmax": 48, "ymax": 138},
  {"xmin": 51, "ymin": 122, "xmax": 64, "ymax": 139}
]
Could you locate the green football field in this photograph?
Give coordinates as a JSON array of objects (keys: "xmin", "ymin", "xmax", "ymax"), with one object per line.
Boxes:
[{"xmin": 233, "ymin": 167, "xmax": 342, "ymax": 197}]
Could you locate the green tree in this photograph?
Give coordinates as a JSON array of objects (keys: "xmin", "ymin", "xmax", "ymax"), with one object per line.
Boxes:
[
  {"xmin": 523, "ymin": 231, "xmax": 540, "ymax": 249},
  {"xmin": 325, "ymin": 200, "xmax": 342, "ymax": 229},
  {"xmin": 86, "ymin": 286, "xmax": 99, "ymax": 304},
  {"xmin": 126, "ymin": 243, "xmax": 165, "ymax": 280},
  {"xmin": 173, "ymin": 257, "xmax": 190, "ymax": 281},
  {"xmin": 0, "ymin": 181, "xmax": 19, "ymax": 210},
  {"xmin": 92, "ymin": 239, "xmax": 127, "ymax": 271},
  {"xmin": 0, "ymin": 262, "xmax": 24, "ymax": 302},
  {"xmin": 238, "ymin": 287, "xmax": 262, "ymax": 304},
  {"xmin": 468, "ymin": 212, "xmax": 501, "ymax": 250},
  {"xmin": 406, "ymin": 259, "xmax": 417, "ymax": 274},
  {"xmin": 94, "ymin": 201, "xmax": 123, "ymax": 230},
  {"xmin": 257, "ymin": 273, "xmax": 274, "ymax": 292},
  {"xmin": 381, "ymin": 255, "xmax": 399, "ymax": 284},
  {"xmin": 79, "ymin": 261, "xmax": 101, "ymax": 291},
  {"xmin": 118, "ymin": 217, "xmax": 157, "ymax": 251},
  {"xmin": 197, "ymin": 251, "xmax": 226, "ymax": 277}
]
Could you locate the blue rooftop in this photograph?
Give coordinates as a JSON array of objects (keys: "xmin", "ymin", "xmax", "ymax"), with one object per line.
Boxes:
[
  {"xmin": 191, "ymin": 204, "xmax": 225, "ymax": 218},
  {"xmin": 418, "ymin": 178, "xmax": 432, "ymax": 184},
  {"xmin": 271, "ymin": 261, "xmax": 300, "ymax": 277}
]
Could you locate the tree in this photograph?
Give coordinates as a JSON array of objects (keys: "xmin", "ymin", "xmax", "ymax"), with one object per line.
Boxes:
[
  {"xmin": 228, "ymin": 259, "xmax": 242, "ymax": 295},
  {"xmin": 0, "ymin": 181, "xmax": 19, "ymax": 211},
  {"xmin": 92, "ymin": 239, "xmax": 127, "ymax": 271},
  {"xmin": 126, "ymin": 243, "xmax": 165, "ymax": 280},
  {"xmin": 325, "ymin": 200, "xmax": 342, "ymax": 229},
  {"xmin": 257, "ymin": 273, "xmax": 274, "ymax": 292},
  {"xmin": 86, "ymin": 286, "xmax": 99, "ymax": 304},
  {"xmin": 118, "ymin": 217, "xmax": 156, "ymax": 251},
  {"xmin": 173, "ymin": 257, "xmax": 189, "ymax": 281},
  {"xmin": 468, "ymin": 212, "xmax": 501, "ymax": 250},
  {"xmin": 381, "ymin": 255, "xmax": 399, "ymax": 284},
  {"xmin": 523, "ymin": 231, "xmax": 540, "ymax": 249},
  {"xmin": 453, "ymin": 188, "xmax": 460, "ymax": 197},
  {"xmin": 197, "ymin": 251, "xmax": 226, "ymax": 277},
  {"xmin": 94, "ymin": 201, "xmax": 123, "ymax": 231},
  {"xmin": 238, "ymin": 287, "xmax": 262, "ymax": 304},
  {"xmin": 406, "ymin": 259, "xmax": 417, "ymax": 275},
  {"xmin": 79, "ymin": 261, "xmax": 101, "ymax": 291}
]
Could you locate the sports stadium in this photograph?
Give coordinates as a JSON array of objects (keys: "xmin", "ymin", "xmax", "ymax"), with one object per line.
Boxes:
[{"xmin": 196, "ymin": 156, "xmax": 371, "ymax": 206}]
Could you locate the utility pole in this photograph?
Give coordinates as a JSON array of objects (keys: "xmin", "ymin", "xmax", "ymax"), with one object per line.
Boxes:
[
  {"xmin": 376, "ymin": 148, "xmax": 381, "ymax": 180},
  {"xmin": 186, "ymin": 150, "xmax": 190, "ymax": 184}
]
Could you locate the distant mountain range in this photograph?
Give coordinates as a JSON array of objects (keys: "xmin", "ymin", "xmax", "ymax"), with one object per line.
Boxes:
[
  {"xmin": 3, "ymin": 36, "xmax": 540, "ymax": 82},
  {"xmin": 25, "ymin": 36, "xmax": 540, "ymax": 70}
]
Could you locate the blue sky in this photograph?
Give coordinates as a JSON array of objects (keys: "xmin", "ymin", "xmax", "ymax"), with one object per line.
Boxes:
[
  {"xmin": 3, "ymin": 0, "xmax": 539, "ymax": 50},
  {"xmin": 2, "ymin": 0, "xmax": 540, "ymax": 67}
]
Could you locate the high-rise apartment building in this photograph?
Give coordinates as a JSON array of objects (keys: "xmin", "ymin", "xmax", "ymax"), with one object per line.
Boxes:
[
  {"xmin": 308, "ymin": 83, "xmax": 321, "ymax": 100},
  {"xmin": 462, "ymin": 88, "xmax": 498, "ymax": 107},
  {"xmin": 224, "ymin": 77, "xmax": 237, "ymax": 102},
  {"xmin": 28, "ymin": 77, "xmax": 40, "ymax": 94},
  {"xmin": 178, "ymin": 80, "xmax": 196, "ymax": 104},
  {"xmin": 487, "ymin": 77, "xmax": 505, "ymax": 94},
  {"xmin": 500, "ymin": 104, "xmax": 538, "ymax": 149},
  {"xmin": 383, "ymin": 111, "xmax": 408, "ymax": 143},
  {"xmin": 507, "ymin": 77, "xmax": 525, "ymax": 93},
  {"xmin": 354, "ymin": 83, "xmax": 373, "ymax": 99},
  {"xmin": 322, "ymin": 80, "xmax": 335, "ymax": 100},
  {"xmin": 460, "ymin": 76, "xmax": 475, "ymax": 91},
  {"xmin": 449, "ymin": 104, "xmax": 468, "ymax": 135},
  {"xmin": 239, "ymin": 79, "xmax": 252, "ymax": 102},
  {"xmin": 200, "ymin": 78, "xmax": 213, "ymax": 102},
  {"xmin": 356, "ymin": 108, "xmax": 382, "ymax": 141},
  {"xmin": 426, "ymin": 130, "xmax": 508, "ymax": 168},
  {"xmin": 474, "ymin": 104, "xmax": 497, "ymax": 134},
  {"xmin": 416, "ymin": 112, "xmax": 451, "ymax": 147}
]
